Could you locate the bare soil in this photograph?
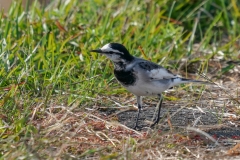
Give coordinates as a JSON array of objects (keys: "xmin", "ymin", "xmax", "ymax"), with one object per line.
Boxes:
[{"xmin": 99, "ymin": 60, "xmax": 240, "ymax": 142}]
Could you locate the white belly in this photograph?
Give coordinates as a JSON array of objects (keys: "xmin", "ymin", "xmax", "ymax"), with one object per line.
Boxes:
[{"xmin": 124, "ymin": 79, "xmax": 171, "ymax": 96}]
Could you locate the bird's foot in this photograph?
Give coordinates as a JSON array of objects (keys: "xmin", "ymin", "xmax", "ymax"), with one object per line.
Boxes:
[
  {"xmin": 133, "ymin": 124, "xmax": 140, "ymax": 130},
  {"xmin": 150, "ymin": 118, "xmax": 161, "ymax": 128}
]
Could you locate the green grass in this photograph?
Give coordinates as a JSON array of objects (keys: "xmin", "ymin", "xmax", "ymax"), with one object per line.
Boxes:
[{"xmin": 0, "ymin": 0, "xmax": 240, "ymax": 159}]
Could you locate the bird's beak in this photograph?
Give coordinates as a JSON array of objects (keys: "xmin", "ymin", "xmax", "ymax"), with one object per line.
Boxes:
[{"xmin": 90, "ymin": 49, "xmax": 103, "ymax": 53}]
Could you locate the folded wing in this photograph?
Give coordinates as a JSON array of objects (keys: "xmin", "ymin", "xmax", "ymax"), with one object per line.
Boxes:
[{"xmin": 138, "ymin": 61, "xmax": 178, "ymax": 80}]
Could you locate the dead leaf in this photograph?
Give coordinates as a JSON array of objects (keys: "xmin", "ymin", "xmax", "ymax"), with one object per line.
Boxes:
[{"xmin": 227, "ymin": 143, "xmax": 240, "ymax": 156}]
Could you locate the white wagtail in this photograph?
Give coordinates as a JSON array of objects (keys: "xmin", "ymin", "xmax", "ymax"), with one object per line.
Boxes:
[{"xmin": 91, "ymin": 43, "xmax": 211, "ymax": 129}]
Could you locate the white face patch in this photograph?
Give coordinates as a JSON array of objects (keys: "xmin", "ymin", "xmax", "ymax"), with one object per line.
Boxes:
[
  {"xmin": 101, "ymin": 43, "xmax": 124, "ymax": 54},
  {"xmin": 105, "ymin": 53, "xmax": 121, "ymax": 62}
]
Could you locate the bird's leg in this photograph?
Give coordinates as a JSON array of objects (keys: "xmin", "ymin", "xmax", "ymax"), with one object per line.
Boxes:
[
  {"xmin": 151, "ymin": 94, "xmax": 163, "ymax": 127},
  {"xmin": 133, "ymin": 96, "xmax": 142, "ymax": 129}
]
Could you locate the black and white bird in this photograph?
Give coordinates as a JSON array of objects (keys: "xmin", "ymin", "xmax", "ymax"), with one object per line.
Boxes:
[{"xmin": 91, "ymin": 43, "xmax": 210, "ymax": 129}]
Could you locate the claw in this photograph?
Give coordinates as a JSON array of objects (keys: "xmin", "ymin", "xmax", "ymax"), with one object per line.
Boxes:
[{"xmin": 150, "ymin": 118, "xmax": 161, "ymax": 127}]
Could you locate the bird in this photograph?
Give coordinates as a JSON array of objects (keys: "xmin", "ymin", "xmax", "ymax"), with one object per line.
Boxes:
[{"xmin": 91, "ymin": 43, "xmax": 211, "ymax": 129}]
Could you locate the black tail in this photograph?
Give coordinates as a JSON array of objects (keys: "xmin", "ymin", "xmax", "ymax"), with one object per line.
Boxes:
[{"xmin": 180, "ymin": 78, "xmax": 213, "ymax": 85}]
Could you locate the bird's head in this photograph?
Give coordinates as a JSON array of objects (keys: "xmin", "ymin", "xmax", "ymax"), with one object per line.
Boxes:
[{"xmin": 91, "ymin": 43, "xmax": 134, "ymax": 63}]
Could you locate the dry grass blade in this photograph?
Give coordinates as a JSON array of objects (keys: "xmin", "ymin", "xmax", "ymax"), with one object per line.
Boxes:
[{"xmin": 186, "ymin": 126, "xmax": 221, "ymax": 146}]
